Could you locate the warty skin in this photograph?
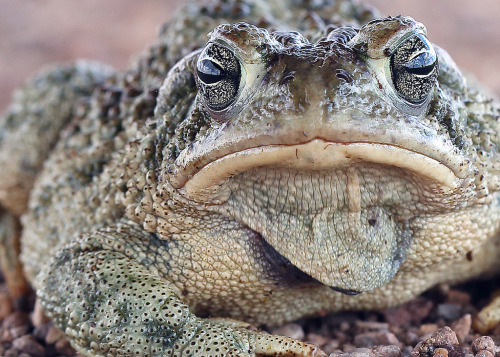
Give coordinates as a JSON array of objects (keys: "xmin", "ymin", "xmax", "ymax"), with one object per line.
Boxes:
[{"xmin": 0, "ymin": 0, "xmax": 500, "ymax": 356}]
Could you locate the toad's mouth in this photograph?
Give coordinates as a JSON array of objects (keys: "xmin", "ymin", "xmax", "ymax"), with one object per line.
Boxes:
[{"xmin": 170, "ymin": 138, "xmax": 469, "ymax": 201}]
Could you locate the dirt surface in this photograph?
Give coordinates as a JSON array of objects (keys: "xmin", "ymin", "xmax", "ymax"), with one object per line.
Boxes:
[{"xmin": 0, "ymin": 1, "xmax": 499, "ymax": 113}]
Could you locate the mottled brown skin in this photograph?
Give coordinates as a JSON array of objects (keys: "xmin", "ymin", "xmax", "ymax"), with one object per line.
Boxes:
[{"xmin": 1, "ymin": 0, "xmax": 500, "ymax": 356}]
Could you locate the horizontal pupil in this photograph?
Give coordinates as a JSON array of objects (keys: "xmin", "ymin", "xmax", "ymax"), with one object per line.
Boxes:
[
  {"xmin": 197, "ymin": 59, "xmax": 225, "ymax": 84},
  {"xmin": 407, "ymin": 64, "xmax": 435, "ymax": 76}
]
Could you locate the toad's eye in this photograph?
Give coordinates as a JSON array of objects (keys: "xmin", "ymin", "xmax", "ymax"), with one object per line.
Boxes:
[
  {"xmin": 390, "ymin": 34, "xmax": 438, "ymax": 104},
  {"xmin": 196, "ymin": 43, "xmax": 241, "ymax": 111}
]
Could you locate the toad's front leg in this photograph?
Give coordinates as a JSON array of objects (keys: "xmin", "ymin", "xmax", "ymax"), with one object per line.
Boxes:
[{"xmin": 38, "ymin": 220, "xmax": 324, "ymax": 357}]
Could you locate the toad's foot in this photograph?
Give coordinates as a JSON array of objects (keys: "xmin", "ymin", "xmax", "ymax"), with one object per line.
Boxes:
[
  {"xmin": 473, "ymin": 293, "xmax": 500, "ymax": 333},
  {"xmin": 37, "ymin": 221, "xmax": 324, "ymax": 357}
]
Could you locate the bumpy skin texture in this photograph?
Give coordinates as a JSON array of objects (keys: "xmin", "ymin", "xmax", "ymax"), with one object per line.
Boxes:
[{"xmin": 1, "ymin": 0, "xmax": 500, "ymax": 356}]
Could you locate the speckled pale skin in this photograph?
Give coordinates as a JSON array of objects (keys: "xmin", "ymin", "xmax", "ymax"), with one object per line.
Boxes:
[{"xmin": 1, "ymin": 0, "xmax": 500, "ymax": 356}]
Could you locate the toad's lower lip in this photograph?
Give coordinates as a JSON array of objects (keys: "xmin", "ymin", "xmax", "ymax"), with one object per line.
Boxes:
[{"xmin": 171, "ymin": 139, "xmax": 462, "ymax": 198}]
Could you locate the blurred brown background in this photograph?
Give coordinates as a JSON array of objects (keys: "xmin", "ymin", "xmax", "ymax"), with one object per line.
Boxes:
[{"xmin": 1, "ymin": 0, "xmax": 499, "ymax": 112}]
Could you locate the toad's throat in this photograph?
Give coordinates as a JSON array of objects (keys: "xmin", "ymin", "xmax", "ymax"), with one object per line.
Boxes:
[
  {"xmin": 172, "ymin": 139, "xmax": 461, "ymax": 200},
  {"xmin": 225, "ymin": 173, "xmax": 415, "ymax": 293}
]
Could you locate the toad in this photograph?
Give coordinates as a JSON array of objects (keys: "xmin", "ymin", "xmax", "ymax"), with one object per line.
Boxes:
[{"xmin": 1, "ymin": 0, "xmax": 499, "ymax": 356}]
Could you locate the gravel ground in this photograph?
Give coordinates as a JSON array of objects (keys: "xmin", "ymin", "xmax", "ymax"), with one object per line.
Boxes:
[{"xmin": 0, "ymin": 270, "xmax": 499, "ymax": 356}]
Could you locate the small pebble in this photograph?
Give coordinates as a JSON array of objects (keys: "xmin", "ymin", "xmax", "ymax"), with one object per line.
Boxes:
[
  {"xmin": 472, "ymin": 336, "xmax": 495, "ymax": 354},
  {"xmin": 383, "ymin": 298, "xmax": 433, "ymax": 327},
  {"xmin": 451, "ymin": 314, "xmax": 472, "ymax": 343},
  {"xmin": 437, "ymin": 304, "xmax": 462, "ymax": 321},
  {"xmin": 10, "ymin": 324, "xmax": 29, "ymax": 338},
  {"xmin": 328, "ymin": 349, "xmax": 345, "ymax": 357},
  {"xmin": 270, "ymin": 323, "xmax": 305, "ymax": 340},
  {"xmin": 383, "ymin": 307, "xmax": 413, "ymax": 327},
  {"xmin": 340, "ymin": 321, "xmax": 350, "ymax": 331},
  {"xmin": 1, "ymin": 311, "xmax": 30, "ymax": 330},
  {"xmin": 337, "ymin": 347, "xmax": 375, "ymax": 357},
  {"xmin": 354, "ymin": 332, "xmax": 399, "ymax": 347},
  {"xmin": 418, "ymin": 324, "xmax": 439, "ymax": 337},
  {"xmin": 12, "ymin": 335, "xmax": 45, "ymax": 357},
  {"xmin": 433, "ymin": 347, "xmax": 448, "ymax": 357},
  {"xmin": 401, "ymin": 345, "xmax": 413, "ymax": 356},
  {"xmin": 371, "ymin": 345, "xmax": 401, "ymax": 357},
  {"xmin": 32, "ymin": 322, "xmax": 52, "ymax": 341},
  {"xmin": 336, "ymin": 331, "xmax": 349, "ymax": 345},
  {"xmin": 411, "ymin": 327, "xmax": 460, "ymax": 357},
  {"xmin": 4, "ymin": 348, "xmax": 19, "ymax": 357},
  {"xmin": 54, "ymin": 337, "xmax": 75, "ymax": 355},
  {"xmin": 342, "ymin": 344, "xmax": 356, "ymax": 352},
  {"xmin": 306, "ymin": 332, "xmax": 328, "ymax": 346},
  {"xmin": 428, "ymin": 326, "xmax": 459, "ymax": 346},
  {"xmin": 476, "ymin": 351, "xmax": 494, "ymax": 357},
  {"xmin": 45, "ymin": 326, "xmax": 65, "ymax": 344},
  {"xmin": 322, "ymin": 339, "xmax": 340, "ymax": 354},
  {"xmin": 354, "ymin": 332, "xmax": 379, "ymax": 348},
  {"xmin": 334, "ymin": 346, "xmax": 401, "ymax": 357},
  {"xmin": 446, "ymin": 289, "xmax": 472, "ymax": 306},
  {"xmin": 0, "ymin": 326, "xmax": 13, "ymax": 343},
  {"xmin": 403, "ymin": 330, "xmax": 420, "ymax": 345}
]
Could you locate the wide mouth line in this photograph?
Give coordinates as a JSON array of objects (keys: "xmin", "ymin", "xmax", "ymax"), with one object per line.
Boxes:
[{"xmin": 171, "ymin": 138, "xmax": 465, "ymax": 197}]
